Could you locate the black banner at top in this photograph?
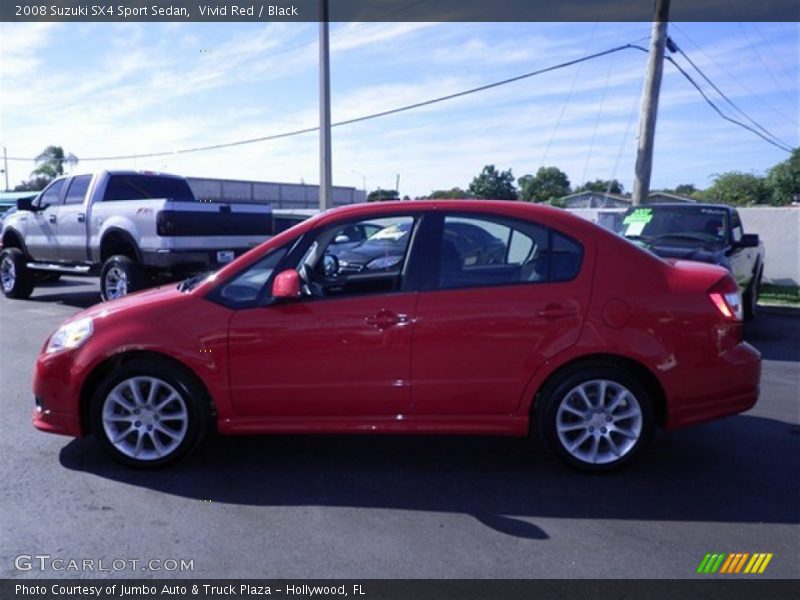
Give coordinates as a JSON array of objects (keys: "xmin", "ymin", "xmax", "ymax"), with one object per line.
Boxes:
[{"xmin": 2, "ymin": 0, "xmax": 799, "ymax": 22}]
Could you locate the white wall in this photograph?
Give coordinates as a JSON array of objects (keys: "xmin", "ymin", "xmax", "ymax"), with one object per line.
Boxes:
[{"xmin": 567, "ymin": 207, "xmax": 800, "ymax": 286}]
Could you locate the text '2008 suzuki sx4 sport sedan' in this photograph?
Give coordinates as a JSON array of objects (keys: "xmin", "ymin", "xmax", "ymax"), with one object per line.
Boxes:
[{"xmin": 31, "ymin": 201, "xmax": 760, "ymax": 472}]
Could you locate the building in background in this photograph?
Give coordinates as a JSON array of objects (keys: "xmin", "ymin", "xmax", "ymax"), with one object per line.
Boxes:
[{"xmin": 187, "ymin": 177, "xmax": 366, "ymax": 208}]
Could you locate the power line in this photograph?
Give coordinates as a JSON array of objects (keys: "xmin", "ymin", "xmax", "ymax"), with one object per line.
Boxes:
[
  {"xmin": 8, "ymin": 42, "xmax": 649, "ymax": 163},
  {"xmin": 670, "ymin": 23, "xmax": 797, "ymax": 127},
  {"xmin": 667, "ymin": 36, "xmax": 794, "ymax": 151},
  {"xmin": 662, "ymin": 55, "xmax": 793, "ymax": 153}
]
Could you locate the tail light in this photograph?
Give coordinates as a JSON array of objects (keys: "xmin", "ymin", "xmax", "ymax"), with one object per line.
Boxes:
[
  {"xmin": 708, "ymin": 277, "xmax": 743, "ymax": 321},
  {"xmin": 156, "ymin": 211, "xmax": 175, "ymax": 236}
]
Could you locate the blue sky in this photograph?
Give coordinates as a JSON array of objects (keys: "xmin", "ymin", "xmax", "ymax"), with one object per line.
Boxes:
[{"xmin": 0, "ymin": 21, "xmax": 797, "ymax": 197}]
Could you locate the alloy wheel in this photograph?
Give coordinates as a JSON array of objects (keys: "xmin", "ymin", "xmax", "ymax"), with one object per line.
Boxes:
[
  {"xmin": 101, "ymin": 376, "xmax": 189, "ymax": 461},
  {"xmin": 555, "ymin": 379, "xmax": 643, "ymax": 465}
]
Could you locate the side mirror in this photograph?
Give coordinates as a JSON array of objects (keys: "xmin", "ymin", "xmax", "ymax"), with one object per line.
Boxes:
[
  {"xmin": 334, "ymin": 234, "xmax": 351, "ymax": 244},
  {"xmin": 271, "ymin": 269, "xmax": 301, "ymax": 299},
  {"xmin": 17, "ymin": 196, "xmax": 35, "ymax": 211},
  {"xmin": 737, "ymin": 233, "xmax": 759, "ymax": 248}
]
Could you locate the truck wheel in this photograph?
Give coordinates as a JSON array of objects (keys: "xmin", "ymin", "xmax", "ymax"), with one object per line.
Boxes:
[
  {"xmin": 743, "ymin": 268, "xmax": 761, "ymax": 321},
  {"xmin": 0, "ymin": 248, "xmax": 35, "ymax": 299},
  {"xmin": 101, "ymin": 255, "xmax": 142, "ymax": 301}
]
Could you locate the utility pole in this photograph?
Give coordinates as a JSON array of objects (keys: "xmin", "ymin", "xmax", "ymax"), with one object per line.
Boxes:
[
  {"xmin": 395, "ymin": 173, "xmax": 400, "ymax": 197},
  {"xmin": 318, "ymin": 0, "xmax": 333, "ymax": 211},
  {"xmin": 2, "ymin": 147, "xmax": 8, "ymax": 191},
  {"xmin": 632, "ymin": 0, "xmax": 670, "ymax": 206}
]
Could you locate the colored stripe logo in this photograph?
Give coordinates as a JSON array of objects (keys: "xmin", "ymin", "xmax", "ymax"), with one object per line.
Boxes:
[{"xmin": 697, "ymin": 553, "xmax": 773, "ymax": 574}]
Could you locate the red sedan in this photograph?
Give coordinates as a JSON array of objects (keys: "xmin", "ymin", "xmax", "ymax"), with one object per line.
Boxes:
[{"xmin": 31, "ymin": 201, "xmax": 760, "ymax": 471}]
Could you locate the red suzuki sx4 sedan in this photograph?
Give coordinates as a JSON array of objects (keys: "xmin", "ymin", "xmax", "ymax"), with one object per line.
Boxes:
[{"xmin": 32, "ymin": 201, "xmax": 761, "ymax": 471}]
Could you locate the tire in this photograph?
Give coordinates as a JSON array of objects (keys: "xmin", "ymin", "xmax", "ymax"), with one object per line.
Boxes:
[
  {"xmin": 90, "ymin": 359, "xmax": 209, "ymax": 468},
  {"xmin": 743, "ymin": 268, "xmax": 761, "ymax": 321},
  {"xmin": 535, "ymin": 364, "xmax": 654, "ymax": 473},
  {"xmin": 0, "ymin": 248, "xmax": 35, "ymax": 299},
  {"xmin": 100, "ymin": 255, "xmax": 142, "ymax": 301}
]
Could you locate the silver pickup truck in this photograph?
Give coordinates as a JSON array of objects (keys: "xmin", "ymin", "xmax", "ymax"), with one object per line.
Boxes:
[{"xmin": 0, "ymin": 170, "xmax": 272, "ymax": 300}]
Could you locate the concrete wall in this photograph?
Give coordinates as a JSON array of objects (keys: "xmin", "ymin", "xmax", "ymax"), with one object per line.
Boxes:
[
  {"xmin": 567, "ymin": 207, "xmax": 800, "ymax": 286},
  {"xmin": 187, "ymin": 177, "xmax": 367, "ymax": 208}
]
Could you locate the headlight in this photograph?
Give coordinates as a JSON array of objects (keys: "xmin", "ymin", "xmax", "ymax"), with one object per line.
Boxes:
[
  {"xmin": 366, "ymin": 256, "xmax": 402, "ymax": 270},
  {"xmin": 46, "ymin": 317, "xmax": 93, "ymax": 354}
]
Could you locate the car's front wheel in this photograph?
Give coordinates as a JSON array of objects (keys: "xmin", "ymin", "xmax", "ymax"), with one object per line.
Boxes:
[
  {"xmin": 536, "ymin": 364, "xmax": 654, "ymax": 472},
  {"xmin": 90, "ymin": 359, "xmax": 208, "ymax": 468}
]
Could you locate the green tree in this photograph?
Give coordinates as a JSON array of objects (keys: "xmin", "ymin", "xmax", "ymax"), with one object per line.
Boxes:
[
  {"xmin": 426, "ymin": 187, "xmax": 472, "ymax": 199},
  {"xmin": 702, "ymin": 171, "xmax": 769, "ymax": 206},
  {"xmin": 765, "ymin": 148, "xmax": 800, "ymax": 206},
  {"xmin": 13, "ymin": 176, "xmax": 52, "ymax": 192},
  {"xmin": 674, "ymin": 183, "xmax": 697, "ymax": 197},
  {"xmin": 468, "ymin": 165, "xmax": 517, "ymax": 200},
  {"xmin": 367, "ymin": 189, "xmax": 400, "ymax": 202},
  {"xmin": 574, "ymin": 178, "xmax": 623, "ymax": 195},
  {"xmin": 31, "ymin": 145, "xmax": 78, "ymax": 180},
  {"xmin": 517, "ymin": 166, "xmax": 570, "ymax": 202}
]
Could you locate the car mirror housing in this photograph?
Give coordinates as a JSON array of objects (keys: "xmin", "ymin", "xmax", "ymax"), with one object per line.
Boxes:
[
  {"xmin": 17, "ymin": 196, "xmax": 35, "ymax": 212},
  {"xmin": 737, "ymin": 233, "xmax": 759, "ymax": 248},
  {"xmin": 271, "ymin": 269, "xmax": 301, "ymax": 299}
]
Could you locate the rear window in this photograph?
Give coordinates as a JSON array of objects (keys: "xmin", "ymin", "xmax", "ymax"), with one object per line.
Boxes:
[{"xmin": 103, "ymin": 175, "xmax": 195, "ymax": 202}]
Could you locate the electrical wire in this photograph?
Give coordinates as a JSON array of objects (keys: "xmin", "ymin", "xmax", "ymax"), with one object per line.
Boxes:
[
  {"xmin": 668, "ymin": 37, "xmax": 794, "ymax": 151},
  {"xmin": 7, "ymin": 42, "xmax": 650, "ymax": 163}
]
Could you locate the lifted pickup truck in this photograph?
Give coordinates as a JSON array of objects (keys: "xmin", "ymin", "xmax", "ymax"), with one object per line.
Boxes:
[
  {"xmin": 0, "ymin": 171, "xmax": 272, "ymax": 301},
  {"xmin": 617, "ymin": 203, "xmax": 765, "ymax": 319}
]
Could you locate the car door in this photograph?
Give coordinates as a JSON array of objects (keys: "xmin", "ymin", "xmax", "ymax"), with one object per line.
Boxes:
[
  {"xmin": 225, "ymin": 214, "xmax": 421, "ymax": 418},
  {"xmin": 728, "ymin": 210, "xmax": 753, "ymax": 288},
  {"xmin": 56, "ymin": 174, "xmax": 92, "ymax": 262},
  {"xmin": 410, "ymin": 212, "xmax": 592, "ymax": 415},
  {"xmin": 25, "ymin": 179, "xmax": 66, "ymax": 262}
]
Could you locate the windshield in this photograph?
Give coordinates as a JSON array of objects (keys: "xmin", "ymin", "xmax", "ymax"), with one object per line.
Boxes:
[
  {"xmin": 617, "ymin": 207, "xmax": 728, "ymax": 245},
  {"xmin": 178, "ymin": 270, "xmax": 215, "ymax": 292}
]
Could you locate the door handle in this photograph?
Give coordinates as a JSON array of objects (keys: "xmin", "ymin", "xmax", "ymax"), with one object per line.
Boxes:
[
  {"xmin": 537, "ymin": 304, "xmax": 576, "ymax": 320},
  {"xmin": 48, "ymin": 214, "xmax": 57, "ymax": 224},
  {"xmin": 77, "ymin": 213, "xmax": 86, "ymax": 223},
  {"xmin": 365, "ymin": 310, "xmax": 409, "ymax": 329}
]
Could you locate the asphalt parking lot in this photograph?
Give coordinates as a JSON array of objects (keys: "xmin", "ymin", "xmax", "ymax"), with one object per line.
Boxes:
[{"xmin": 1, "ymin": 277, "xmax": 798, "ymax": 579}]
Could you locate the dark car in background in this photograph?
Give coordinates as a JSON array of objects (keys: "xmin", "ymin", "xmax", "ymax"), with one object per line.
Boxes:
[
  {"xmin": 329, "ymin": 219, "xmax": 506, "ymax": 273},
  {"xmin": 616, "ymin": 203, "xmax": 765, "ymax": 319}
]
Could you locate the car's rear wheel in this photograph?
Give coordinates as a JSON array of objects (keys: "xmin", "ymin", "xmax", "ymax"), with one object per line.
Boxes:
[
  {"xmin": 90, "ymin": 359, "xmax": 208, "ymax": 468},
  {"xmin": 0, "ymin": 248, "xmax": 35, "ymax": 299},
  {"xmin": 100, "ymin": 255, "xmax": 142, "ymax": 301},
  {"xmin": 536, "ymin": 364, "xmax": 654, "ymax": 472}
]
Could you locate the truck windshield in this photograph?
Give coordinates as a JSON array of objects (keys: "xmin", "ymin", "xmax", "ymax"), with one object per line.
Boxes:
[
  {"xmin": 617, "ymin": 206, "xmax": 728, "ymax": 245},
  {"xmin": 103, "ymin": 175, "xmax": 195, "ymax": 202}
]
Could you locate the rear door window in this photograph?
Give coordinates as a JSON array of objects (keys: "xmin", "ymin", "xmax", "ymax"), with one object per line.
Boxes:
[
  {"xmin": 103, "ymin": 175, "xmax": 195, "ymax": 202},
  {"xmin": 64, "ymin": 175, "xmax": 92, "ymax": 205}
]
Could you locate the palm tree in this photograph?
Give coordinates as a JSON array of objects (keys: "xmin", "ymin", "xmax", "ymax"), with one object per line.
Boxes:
[{"xmin": 31, "ymin": 146, "xmax": 79, "ymax": 180}]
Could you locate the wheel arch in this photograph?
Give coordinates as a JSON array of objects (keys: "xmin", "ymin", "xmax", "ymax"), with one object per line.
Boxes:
[
  {"xmin": 99, "ymin": 228, "xmax": 142, "ymax": 264},
  {"xmin": 527, "ymin": 353, "xmax": 668, "ymax": 430},
  {"xmin": 1, "ymin": 228, "xmax": 30, "ymax": 257},
  {"xmin": 79, "ymin": 349, "xmax": 216, "ymax": 436}
]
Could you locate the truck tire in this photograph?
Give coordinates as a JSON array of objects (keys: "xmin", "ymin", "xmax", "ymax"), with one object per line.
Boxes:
[
  {"xmin": 0, "ymin": 248, "xmax": 36, "ymax": 299},
  {"xmin": 100, "ymin": 255, "xmax": 143, "ymax": 301}
]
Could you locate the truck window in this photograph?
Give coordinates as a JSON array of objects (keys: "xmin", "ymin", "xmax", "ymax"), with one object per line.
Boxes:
[
  {"xmin": 64, "ymin": 175, "xmax": 92, "ymax": 205},
  {"xmin": 36, "ymin": 179, "xmax": 66, "ymax": 209},
  {"xmin": 731, "ymin": 211, "xmax": 743, "ymax": 243},
  {"xmin": 103, "ymin": 175, "xmax": 195, "ymax": 202}
]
